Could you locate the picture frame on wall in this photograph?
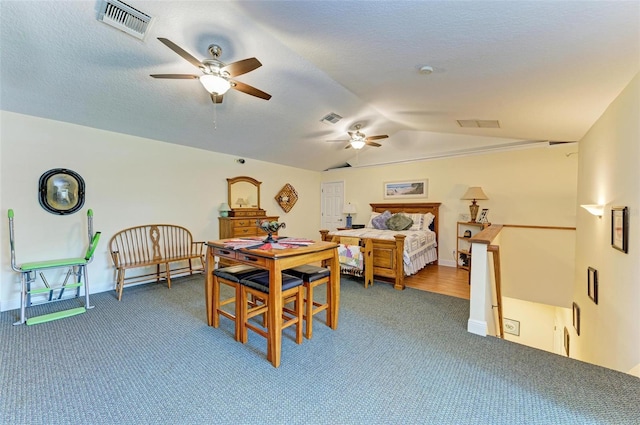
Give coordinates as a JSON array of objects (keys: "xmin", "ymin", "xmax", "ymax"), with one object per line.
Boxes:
[
  {"xmin": 587, "ymin": 267, "xmax": 598, "ymax": 304},
  {"xmin": 564, "ymin": 327, "xmax": 570, "ymax": 356},
  {"xmin": 383, "ymin": 179, "xmax": 428, "ymax": 199},
  {"xmin": 611, "ymin": 206, "xmax": 628, "ymax": 253},
  {"xmin": 572, "ymin": 302, "xmax": 580, "ymax": 336}
]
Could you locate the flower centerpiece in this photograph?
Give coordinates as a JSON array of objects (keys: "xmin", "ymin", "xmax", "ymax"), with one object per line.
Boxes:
[{"xmin": 256, "ymin": 220, "xmax": 286, "ymax": 243}]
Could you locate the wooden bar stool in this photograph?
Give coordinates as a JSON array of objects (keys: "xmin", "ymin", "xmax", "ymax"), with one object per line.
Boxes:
[
  {"xmin": 285, "ymin": 265, "xmax": 331, "ymax": 339},
  {"xmin": 212, "ymin": 265, "xmax": 262, "ymax": 341},
  {"xmin": 239, "ymin": 271, "xmax": 304, "ymax": 361}
]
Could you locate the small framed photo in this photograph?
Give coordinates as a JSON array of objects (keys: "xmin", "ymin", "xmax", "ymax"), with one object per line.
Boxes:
[
  {"xmin": 572, "ymin": 302, "xmax": 580, "ymax": 336},
  {"xmin": 503, "ymin": 318, "xmax": 520, "ymax": 336},
  {"xmin": 611, "ymin": 206, "xmax": 628, "ymax": 253},
  {"xmin": 587, "ymin": 267, "xmax": 598, "ymax": 304},
  {"xmin": 564, "ymin": 327, "xmax": 570, "ymax": 356},
  {"xmin": 478, "ymin": 208, "xmax": 489, "ymax": 223}
]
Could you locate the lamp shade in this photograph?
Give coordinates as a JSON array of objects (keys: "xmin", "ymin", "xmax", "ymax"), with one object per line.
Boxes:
[
  {"xmin": 199, "ymin": 74, "xmax": 231, "ymax": 95},
  {"xmin": 235, "ymin": 198, "xmax": 248, "ymax": 207},
  {"xmin": 343, "ymin": 203, "xmax": 357, "ymax": 214},
  {"xmin": 218, "ymin": 202, "xmax": 231, "ymax": 217},
  {"xmin": 461, "ymin": 187, "xmax": 488, "ymax": 201},
  {"xmin": 350, "ymin": 140, "xmax": 366, "ymax": 149}
]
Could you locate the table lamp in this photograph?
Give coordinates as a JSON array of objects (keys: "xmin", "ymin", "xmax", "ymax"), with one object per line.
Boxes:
[
  {"xmin": 461, "ymin": 187, "xmax": 488, "ymax": 222},
  {"xmin": 218, "ymin": 202, "xmax": 231, "ymax": 217},
  {"xmin": 343, "ymin": 203, "xmax": 357, "ymax": 228}
]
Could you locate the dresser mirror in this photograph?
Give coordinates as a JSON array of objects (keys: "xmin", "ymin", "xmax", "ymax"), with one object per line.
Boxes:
[{"xmin": 227, "ymin": 176, "xmax": 264, "ymax": 217}]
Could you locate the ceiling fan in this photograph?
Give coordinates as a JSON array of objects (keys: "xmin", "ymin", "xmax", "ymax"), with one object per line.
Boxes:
[
  {"xmin": 150, "ymin": 37, "xmax": 271, "ymax": 104},
  {"xmin": 328, "ymin": 124, "xmax": 388, "ymax": 149}
]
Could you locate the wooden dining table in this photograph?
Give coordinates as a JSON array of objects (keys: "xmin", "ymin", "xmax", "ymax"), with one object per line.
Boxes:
[{"xmin": 204, "ymin": 238, "xmax": 340, "ymax": 368}]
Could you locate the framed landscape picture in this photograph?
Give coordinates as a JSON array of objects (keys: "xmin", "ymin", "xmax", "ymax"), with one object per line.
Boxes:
[
  {"xmin": 383, "ymin": 179, "xmax": 428, "ymax": 199},
  {"xmin": 611, "ymin": 206, "xmax": 628, "ymax": 253}
]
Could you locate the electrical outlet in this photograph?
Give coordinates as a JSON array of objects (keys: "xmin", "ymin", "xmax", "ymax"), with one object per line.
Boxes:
[{"xmin": 452, "ymin": 250, "xmax": 456, "ymax": 258}]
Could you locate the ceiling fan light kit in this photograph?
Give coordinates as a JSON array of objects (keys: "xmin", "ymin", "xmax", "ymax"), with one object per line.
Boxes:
[
  {"xmin": 199, "ymin": 74, "xmax": 231, "ymax": 95},
  {"xmin": 151, "ymin": 38, "xmax": 270, "ymax": 103},
  {"xmin": 329, "ymin": 123, "xmax": 388, "ymax": 150},
  {"xmin": 350, "ymin": 140, "xmax": 366, "ymax": 149}
]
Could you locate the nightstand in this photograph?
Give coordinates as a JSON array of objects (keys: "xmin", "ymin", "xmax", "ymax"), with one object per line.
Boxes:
[{"xmin": 456, "ymin": 221, "xmax": 490, "ymax": 271}]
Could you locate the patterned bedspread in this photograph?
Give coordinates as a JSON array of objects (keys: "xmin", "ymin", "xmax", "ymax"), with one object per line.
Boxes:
[{"xmin": 328, "ymin": 228, "xmax": 437, "ymax": 276}]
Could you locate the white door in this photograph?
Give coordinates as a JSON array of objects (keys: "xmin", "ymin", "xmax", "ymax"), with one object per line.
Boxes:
[{"xmin": 321, "ymin": 181, "xmax": 344, "ymax": 230}]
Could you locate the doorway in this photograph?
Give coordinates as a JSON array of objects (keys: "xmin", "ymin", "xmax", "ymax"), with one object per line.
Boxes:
[{"xmin": 321, "ymin": 181, "xmax": 345, "ymax": 230}]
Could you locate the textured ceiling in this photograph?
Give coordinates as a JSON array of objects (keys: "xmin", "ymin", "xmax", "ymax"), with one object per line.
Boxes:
[{"xmin": 1, "ymin": 1, "xmax": 638, "ymax": 171}]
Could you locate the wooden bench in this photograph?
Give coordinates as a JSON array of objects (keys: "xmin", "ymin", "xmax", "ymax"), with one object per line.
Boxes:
[{"xmin": 109, "ymin": 224, "xmax": 205, "ymax": 300}]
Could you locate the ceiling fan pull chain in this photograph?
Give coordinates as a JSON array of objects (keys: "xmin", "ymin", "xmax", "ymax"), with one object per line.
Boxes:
[{"xmin": 213, "ymin": 96, "xmax": 218, "ymax": 130}]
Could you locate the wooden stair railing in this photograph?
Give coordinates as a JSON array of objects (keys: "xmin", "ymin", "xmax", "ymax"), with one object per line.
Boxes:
[{"xmin": 487, "ymin": 245, "xmax": 503, "ymax": 338}]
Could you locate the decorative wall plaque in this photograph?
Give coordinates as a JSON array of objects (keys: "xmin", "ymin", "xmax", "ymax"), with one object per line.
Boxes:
[
  {"xmin": 275, "ymin": 183, "xmax": 298, "ymax": 213},
  {"xmin": 38, "ymin": 168, "xmax": 85, "ymax": 215}
]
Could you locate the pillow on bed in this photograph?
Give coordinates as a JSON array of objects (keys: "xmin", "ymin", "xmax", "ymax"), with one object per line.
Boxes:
[
  {"xmin": 402, "ymin": 213, "xmax": 424, "ymax": 231},
  {"xmin": 423, "ymin": 212, "xmax": 435, "ymax": 230},
  {"xmin": 366, "ymin": 212, "xmax": 380, "ymax": 228},
  {"xmin": 386, "ymin": 213, "xmax": 413, "ymax": 231},
  {"xmin": 371, "ymin": 210, "xmax": 392, "ymax": 230}
]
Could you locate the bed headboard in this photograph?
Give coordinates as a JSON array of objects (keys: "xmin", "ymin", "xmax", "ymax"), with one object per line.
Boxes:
[{"xmin": 369, "ymin": 202, "xmax": 441, "ymax": 236}]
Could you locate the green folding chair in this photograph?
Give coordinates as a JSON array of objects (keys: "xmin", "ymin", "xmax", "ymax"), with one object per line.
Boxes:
[{"xmin": 8, "ymin": 209, "xmax": 101, "ymax": 325}]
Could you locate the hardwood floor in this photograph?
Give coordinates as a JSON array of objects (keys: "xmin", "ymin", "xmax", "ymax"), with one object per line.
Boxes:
[{"xmin": 404, "ymin": 265, "xmax": 470, "ymax": 300}]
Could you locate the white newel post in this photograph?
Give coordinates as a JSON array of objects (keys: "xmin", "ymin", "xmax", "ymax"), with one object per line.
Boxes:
[{"xmin": 467, "ymin": 242, "xmax": 491, "ymax": 336}]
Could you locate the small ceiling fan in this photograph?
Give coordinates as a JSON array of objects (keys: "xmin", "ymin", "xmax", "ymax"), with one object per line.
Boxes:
[
  {"xmin": 150, "ymin": 37, "xmax": 271, "ymax": 104},
  {"xmin": 328, "ymin": 124, "xmax": 388, "ymax": 149}
]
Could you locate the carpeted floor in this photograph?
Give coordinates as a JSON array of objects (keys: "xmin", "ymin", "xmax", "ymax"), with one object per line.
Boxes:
[{"xmin": 1, "ymin": 275, "xmax": 638, "ymax": 425}]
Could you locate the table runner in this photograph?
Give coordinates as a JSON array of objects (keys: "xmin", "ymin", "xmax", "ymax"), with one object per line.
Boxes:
[{"xmin": 220, "ymin": 236, "xmax": 315, "ymax": 251}]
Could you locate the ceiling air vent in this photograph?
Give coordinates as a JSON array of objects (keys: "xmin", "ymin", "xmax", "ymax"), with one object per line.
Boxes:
[
  {"xmin": 98, "ymin": 0, "xmax": 153, "ymax": 40},
  {"xmin": 457, "ymin": 120, "xmax": 501, "ymax": 128},
  {"xmin": 320, "ymin": 113, "xmax": 343, "ymax": 125}
]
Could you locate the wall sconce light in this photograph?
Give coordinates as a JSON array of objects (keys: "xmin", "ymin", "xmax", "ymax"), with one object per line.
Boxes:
[{"xmin": 581, "ymin": 204, "xmax": 604, "ymax": 218}]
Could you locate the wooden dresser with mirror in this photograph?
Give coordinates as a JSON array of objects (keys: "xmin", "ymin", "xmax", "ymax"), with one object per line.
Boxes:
[{"xmin": 218, "ymin": 176, "xmax": 279, "ymax": 239}]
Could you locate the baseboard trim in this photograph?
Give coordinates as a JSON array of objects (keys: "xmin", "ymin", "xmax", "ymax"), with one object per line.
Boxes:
[{"xmin": 467, "ymin": 319, "xmax": 487, "ymax": 336}]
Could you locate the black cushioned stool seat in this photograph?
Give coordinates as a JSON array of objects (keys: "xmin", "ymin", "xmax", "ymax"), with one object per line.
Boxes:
[
  {"xmin": 239, "ymin": 271, "xmax": 304, "ymax": 362},
  {"xmin": 212, "ymin": 265, "xmax": 262, "ymax": 341},
  {"xmin": 214, "ymin": 264, "xmax": 263, "ymax": 282},
  {"xmin": 285, "ymin": 265, "xmax": 331, "ymax": 339}
]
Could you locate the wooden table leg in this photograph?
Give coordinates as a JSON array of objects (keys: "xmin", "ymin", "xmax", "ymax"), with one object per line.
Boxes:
[
  {"xmin": 268, "ymin": 261, "xmax": 283, "ymax": 368},
  {"xmin": 328, "ymin": 248, "xmax": 340, "ymax": 329},
  {"xmin": 205, "ymin": 245, "xmax": 215, "ymax": 326}
]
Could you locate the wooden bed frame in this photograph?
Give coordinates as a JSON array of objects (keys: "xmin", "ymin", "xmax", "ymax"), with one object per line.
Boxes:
[{"xmin": 320, "ymin": 202, "xmax": 441, "ymax": 290}]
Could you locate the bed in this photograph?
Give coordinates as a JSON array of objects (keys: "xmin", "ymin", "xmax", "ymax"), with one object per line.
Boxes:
[{"xmin": 319, "ymin": 202, "xmax": 441, "ymax": 290}]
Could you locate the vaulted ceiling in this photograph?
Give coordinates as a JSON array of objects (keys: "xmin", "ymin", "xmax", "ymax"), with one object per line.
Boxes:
[{"xmin": 1, "ymin": 1, "xmax": 638, "ymax": 171}]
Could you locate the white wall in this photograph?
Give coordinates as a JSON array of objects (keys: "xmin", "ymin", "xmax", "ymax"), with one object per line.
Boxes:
[
  {"xmin": 500, "ymin": 227, "xmax": 575, "ymax": 307},
  {"xmin": 0, "ymin": 111, "xmax": 321, "ymax": 311},
  {"xmin": 321, "ymin": 144, "xmax": 579, "ymax": 268},
  {"xmin": 571, "ymin": 72, "xmax": 640, "ymax": 375},
  {"xmin": 502, "ymin": 297, "xmax": 558, "ymax": 353}
]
